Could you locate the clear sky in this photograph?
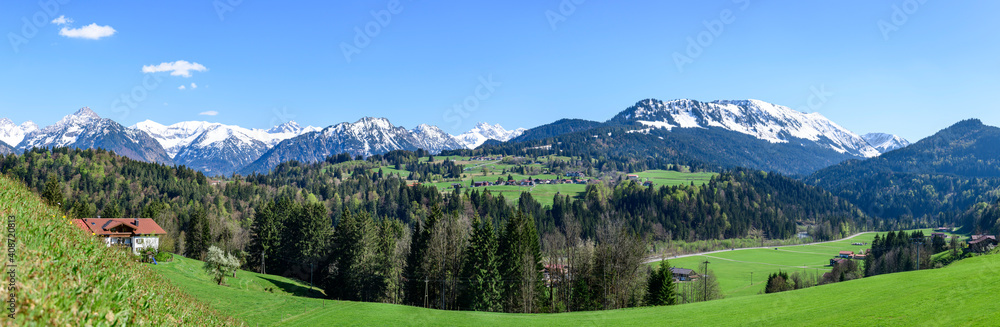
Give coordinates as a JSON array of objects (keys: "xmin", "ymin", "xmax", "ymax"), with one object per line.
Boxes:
[{"xmin": 1, "ymin": 1, "xmax": 998, "ymax": 142}]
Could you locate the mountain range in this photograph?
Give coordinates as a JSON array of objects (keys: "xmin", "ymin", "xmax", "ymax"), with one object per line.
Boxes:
[
  {"xmin": 0, "ymin": 99, "xmax": 910, "ymax": 176},
  {"xmin": 464, "ymin": 99, "xmax": 910, "ymax": 176}
]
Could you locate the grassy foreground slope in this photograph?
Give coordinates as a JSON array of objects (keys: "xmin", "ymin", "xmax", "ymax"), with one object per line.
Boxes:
[
  {"xmin": 0, "ymin": 175, "xmax": 240, "ymax": 326},
  {"xmin": 157, "ymin": 249, "xmax": 1000, "ymax": 326}
]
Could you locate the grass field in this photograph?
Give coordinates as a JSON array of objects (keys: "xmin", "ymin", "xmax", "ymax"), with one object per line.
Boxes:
[
  {"xmin": 632, "ymin": 170, "xmax": 716, "ymax": 187},
  {"xmin": 0, "ymin": 175, "xmax": 239, "ymax": 326},
  {"xmin": 153, "ymin": 245, "xmax": 1000, "ymax": 326},
  {"xmin": 387, "ymin": 158, "xmax": 716, "ymax": 208},
  {"xmin": 657, "ymin": 230, "xmax": 938, "ymax": 298}
]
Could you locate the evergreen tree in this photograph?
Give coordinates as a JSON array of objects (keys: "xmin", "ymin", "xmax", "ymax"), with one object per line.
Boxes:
[
  {"xmin": 764, "ymin": 271, "xmax": 792, "ymax": 294},
  {"xmin": 460, "ymin": 216, "xmax": 502, "ymax": 312},
  {"xmin": 250, "ymin": 200, "xmax": 285, "ymax": 274},
  {"xmin": 42, "ymin": 174, "xmax": 63, "ymax": 206},
  {"xmin": 645, "ymin": 259, "xmax": 676, "ymax": 306},
  {"xmin": 499, "ymin": 210, "xmax": 543, "ymax": 313},
  {"xmin": 101, "ymin": 202, "xmax": 122, "ymax": 218},
  {"xmin": 186, "ymin": 207, "xmax": 209, "ymax": 259}
]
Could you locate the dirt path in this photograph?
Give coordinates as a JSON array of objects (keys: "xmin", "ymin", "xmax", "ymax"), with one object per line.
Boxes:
[{"xmin": 643, "ymin": 232, "xmax": 868, "ymax": 264}]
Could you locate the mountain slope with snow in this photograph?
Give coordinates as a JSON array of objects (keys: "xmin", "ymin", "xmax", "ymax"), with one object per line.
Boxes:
[
  {"xmin": 453, "ymin": 122, "xmax": 526, "ymax": 149},
  {"xmin": 17, "ymin": 108, "xmax": 172, "ymax": 165},
  {"xmin": 862, "ymin": 133, "xmax": 911, "ymax": 153},
  {"xmin": 609, "ymin": 99, "xmax": 881, "ymax": 158},
  {"xmin": 241, "ymin": 117, "xmax": 466, "ymax": 174},
  {"xmin": 131, "ymin": 120, "xmax": 319, "ymax": 176},
  {"xmin": 0, "ymin": 118, "xmax": 39, "ymax": 147}
]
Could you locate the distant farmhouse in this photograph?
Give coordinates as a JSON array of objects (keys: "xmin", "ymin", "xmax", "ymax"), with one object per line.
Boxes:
[
  {"xmin": 670, "ymin": 267, "xmax": 698, "ymax": 282},
  {"xmin": 968, "ymin": 235, "xmax": 997, "ymax": 253},
  {"xmin": 72, "ymin": 218, "xmax": 167, "ymax": 255}
]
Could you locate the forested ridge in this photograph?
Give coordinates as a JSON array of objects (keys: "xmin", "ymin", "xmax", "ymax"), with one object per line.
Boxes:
[{"xmin": 808, "ymin": 119, "xmax": 1000, "ymax": 224}]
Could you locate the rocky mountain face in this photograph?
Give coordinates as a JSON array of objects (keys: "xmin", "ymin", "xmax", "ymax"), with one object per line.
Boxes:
[
  {"xmin": 0, "ymin": 118, "xmax": 39, "ymax": 147},
  {"xmin": 862, "ymin": 133, "xmax": 911, "ymax": 153},
  {"xmin": 453, "ymin": 122, "xmax": 526, "ymax": 149},
  {"xmin": 609, "ymin": 99, "xmax": 881, "ymax": 158},
  {"xmin": 241, "ymin": 117, "xmax": 468, "ymax": 174},
  {"xmin": 132, "ymin": 120, "xmax": 319, "ymax": 176},
  {"xmin": 17, "ymin": 108, "xmax": 172, "ymax": 165}
]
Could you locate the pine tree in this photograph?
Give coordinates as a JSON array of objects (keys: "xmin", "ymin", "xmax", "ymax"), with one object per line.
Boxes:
[
  {"xmin": 460, "ymin": 216, "xmax": 502, "ymax": 311},
  {"xmin": 186, "ymin": 207, "xmax": 208, "ymax": 259},
  {"xmin": 499, "ymin": 210, "xmax": 543, "ymax": 313},
  {"xmin": 42, "ymin": 174, "xmax": 63, "ymax": 206},
  {"xmin": 645, "ymin": 259, "xmax": 676, "ymax": 306},
  {"xmin": 250, "ymin": 200, "xmax": 284, "ymax": 274}
]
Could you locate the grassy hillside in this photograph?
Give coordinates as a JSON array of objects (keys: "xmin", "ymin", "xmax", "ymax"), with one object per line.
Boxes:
[
  {"xmin": 155, "ymin": 244, "xmax": 1000, "ymax": 326},
  {"xmin": 0, "ymin": 175, "xmax": 239, "ymax": 326},
  {"xmin": 660, "ymin": 230, "xmax": 939, "ymax": 298}
]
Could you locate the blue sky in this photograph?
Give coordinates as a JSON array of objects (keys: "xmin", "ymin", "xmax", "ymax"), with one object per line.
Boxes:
[{"xmin": 1, "ymin": 1, "xmax": 998, "ymax": 142}]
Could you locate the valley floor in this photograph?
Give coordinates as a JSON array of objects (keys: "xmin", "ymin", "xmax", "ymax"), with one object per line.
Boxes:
[{"xmin": 153, "ymin": 243, "xmax": 1000, "ymax": 326}]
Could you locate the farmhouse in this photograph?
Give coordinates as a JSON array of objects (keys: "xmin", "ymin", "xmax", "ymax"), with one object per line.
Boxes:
[
  {"xmin": 72, "ymin": 218, "xmax": 167, "ymax": 255},
  {"xmin": 968, "ymin": 235, "xmax": 997, "ymax": 253},
  {"xmin": 931, "ymin": 232, "xmax": 948, "ymax": 239},
  {"xmin": 670, "ymin": 267, "xmax": 698, "ymax": 281},
  {"xmin": 626, "ymin": 174, "xmax": 639, "ymax": 181},
  {"xmin": 839, "ymin": 251, "xmax": 854, "ymax": 258}
]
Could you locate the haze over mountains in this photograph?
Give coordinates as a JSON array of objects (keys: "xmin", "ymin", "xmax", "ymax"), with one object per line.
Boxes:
[{"xmin": 0, "ymin": 98, "xmax": 913, "ymax": 176}]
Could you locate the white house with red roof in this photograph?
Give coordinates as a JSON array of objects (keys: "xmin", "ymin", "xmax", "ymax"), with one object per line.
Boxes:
[{"xmin": 72, "ymin": 218, "xmax": 167, "ymax": 255}]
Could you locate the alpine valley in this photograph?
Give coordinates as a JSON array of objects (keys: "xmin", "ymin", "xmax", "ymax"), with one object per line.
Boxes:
[{"xmin": 1, "ymin": 99, "xmax": 909, "ymax": 176}]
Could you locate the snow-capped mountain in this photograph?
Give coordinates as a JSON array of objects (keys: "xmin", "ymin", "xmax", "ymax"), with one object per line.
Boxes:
[
  {"xmin": 413, "ymin": 124, "xmax": 467, "ymax": 153},
  {"xmin": 862, "ymin": 133, "xmax": 911, "ymax": 153},
  {"xmin": 17, "ymin": 108, "xmax": 172, "ymax": 165},
  {"xmin": 131, "ymin": 120, "xmax": 319, "ymax": 176},
  {"xmin": 132, "ymin": 120, "xmax": 319, "ymax": 158},
  {"xmin": 610, "ymin": 99, "xmax": 881, "ymax": 158},
  {"xmin": 0, "ymin": 118, "xmax": 39, "ymax": 147},
  {"xmin": 453, "ymin": 122, "xmax": 526, "ymax": 149},
  {"xmin": 242, "ymin": 117, "xmax": 466, "ymax": 174}
]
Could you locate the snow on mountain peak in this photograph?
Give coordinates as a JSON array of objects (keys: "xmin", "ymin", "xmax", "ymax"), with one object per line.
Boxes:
[
  {"xmin": 614, "ymin": 98, "xmax": 881, "ymax": 158},
  {"xmin": 862, "ymin": 133, "xmax": 911, "ymax": 153},
  {"xmin": 55, "ymin": 107, "xmax": 101, "ymax": 127},
  {"xmin": 453, "ymin": 122, "xmax": 526, "ymax": 149},
  {"xmin": 0, "ymin": 118, "xmax": 39, "ymax": 146},
  {"xmin": 267, "ymin": 121, "xmax": 305, "ymax": 134}
]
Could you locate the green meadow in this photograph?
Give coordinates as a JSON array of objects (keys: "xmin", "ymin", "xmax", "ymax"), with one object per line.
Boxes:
[
  {"xmin": 152, "ymin": 245, "xmax": 1000, "ymax": 326},
  {"xmin": 657, "ymin": 230, "xmax": 939, "ymax": 298}
]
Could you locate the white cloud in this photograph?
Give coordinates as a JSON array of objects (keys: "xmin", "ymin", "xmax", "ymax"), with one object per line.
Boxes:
[
  {"xmin": 51, "ymin": 15, "xmax": 73, "ymax": 25},
  {"xmin": 142, "ymin": 60, "xmax": 208, "ymax": 78},
  {"xmin": 190, "ymin": 83, "xmax": 198, "ymax": 89},
  {"xmin": 178, "ymin": 85, "xmax": 186, "ymax": 90},
  {"xmin": 59, "ymin": 23, "xmax": 116, "ymax": 40},
  {"xmin": 199, "ymin": 111, "xmax": 219, "ymax": 116}
]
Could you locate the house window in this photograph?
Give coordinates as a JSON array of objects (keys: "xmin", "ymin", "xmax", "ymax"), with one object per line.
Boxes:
[{"xmin": 136, "ymin": 238, "xmax": 143, "ymax": 245}]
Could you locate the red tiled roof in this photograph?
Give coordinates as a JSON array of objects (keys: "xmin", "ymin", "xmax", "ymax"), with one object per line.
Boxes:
[
  {"xmin": 72, "ymin": 218, "xmax": 167, "ymax": 236},
  {"xmin": 839, "ymin": 251, "xmax": 854, "ymax": 255}
]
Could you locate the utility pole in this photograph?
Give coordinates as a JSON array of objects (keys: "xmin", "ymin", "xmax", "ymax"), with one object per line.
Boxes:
[
  {"xmin": 914, "ymin": 238, "xmax": 925, "ymax": 270},
  {"xmin": 750, "ymin": 272, "xmax": 753, "ymax": 285},
  {"xmin": 310, "ymin": 262, "xmax": 314, "ymax": 289},
  {"xmin": 424, "ymin": 278, "xmax": 429, "ymax": 308},
  {"xmin": 261, "ymin": 252, "xmax": 265, "ymax": 274},
  {"xmin": 702, "ymin": 260, "xmax": 711, "ymax": 302}
]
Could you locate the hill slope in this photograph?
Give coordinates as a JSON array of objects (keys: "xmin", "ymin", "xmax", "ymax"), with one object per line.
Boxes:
[
  {"xmin": 807, "ymin": 119, "xmax": 1000, "ymax": 220},
  {"xmin": 0, "ymin": 175, "xmax": 239, "ymax": 326},
  {"xmin": 154, "ymin": 245, "xmax": 1000, "ymax": 326}
]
